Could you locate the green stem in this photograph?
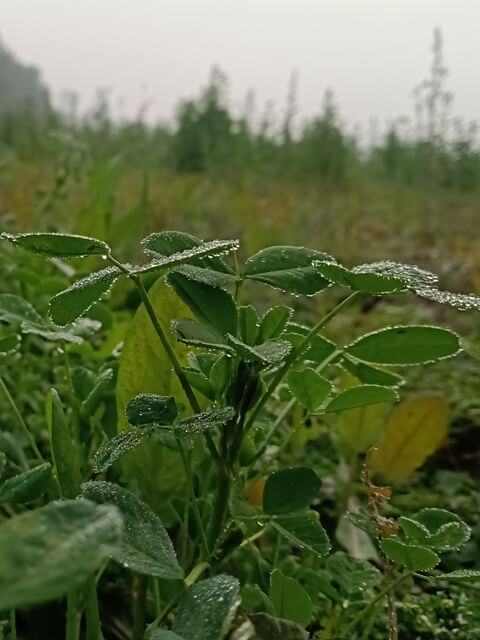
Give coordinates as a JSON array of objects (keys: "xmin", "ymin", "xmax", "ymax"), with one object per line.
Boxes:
[
  {"xmin": 344, "ymin": 571, "xmax": 412, "ymax": 636},
  {"xmin": 65, "ymin": 589, "xmax": 81, "ymax": 640},
  {"xmin": 9, "ymin": 609, "xmax": 16, "ymax": 640},
  {"xmin": 0, "ymin": 376, "xmax": 44, "ymax": 464},
  {"xmin": 208, "ymin": 464, "xmax": 231, "ymax": 551},
  {"xmin": 251, "ymin": 347, "xmax": 343, "ymax": 468},
  {"xmin": 84, "ymin": 575, "xmax": 104, "ymax": 640},
  {"xmin": 133, "ymin": 274, "xmax": 201, "ymax": 413},
  {"xmin": 108, "ymin": 254, "xmax": 220, "ymax": 462},
  {"xmin": 245, "ymin": 292, "xmax": 360, "ymax": 432},
  {"xmin": 177, "ymin": 437, "xmax": 210, "ymax": 559},
  {"xmin": 132, "ymin": 575, "xmax": 148, "ymax": 640}
]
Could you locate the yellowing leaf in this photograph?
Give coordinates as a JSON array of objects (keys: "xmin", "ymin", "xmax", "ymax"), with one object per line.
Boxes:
[
  {"xmin": 371, "ymin": 393, "xmax": 448, "ymax": 482},
  {"xmin": 116, "ymin": 278, "xmax": 201, "ymax": 513}
]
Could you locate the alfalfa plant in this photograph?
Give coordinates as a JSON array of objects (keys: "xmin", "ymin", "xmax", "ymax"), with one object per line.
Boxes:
[{"xmin": 0, "ymin": 229, "xmax": 479, "ymax": 640}]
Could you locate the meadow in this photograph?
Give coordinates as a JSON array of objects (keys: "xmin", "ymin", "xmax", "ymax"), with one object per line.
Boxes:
[{"xmin": 0, "ymin": 39, "xmax": 480, "ymax": 640}]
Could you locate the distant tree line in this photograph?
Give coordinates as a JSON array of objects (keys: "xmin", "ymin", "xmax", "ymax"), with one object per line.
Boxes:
[{"xmin": 0, "ymin": 31, "xmax": 479, "ymax": 191}]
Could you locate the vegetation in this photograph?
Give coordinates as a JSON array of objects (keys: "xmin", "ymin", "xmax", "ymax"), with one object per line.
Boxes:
[{"xmin": 0, "ymin": 29, "xmax": 479, "ymax": 640}]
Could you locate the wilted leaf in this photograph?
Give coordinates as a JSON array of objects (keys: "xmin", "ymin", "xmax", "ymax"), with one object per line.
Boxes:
[{"xmin": 371, "ymin": 394, "xmax": 449, "ymax": 482}]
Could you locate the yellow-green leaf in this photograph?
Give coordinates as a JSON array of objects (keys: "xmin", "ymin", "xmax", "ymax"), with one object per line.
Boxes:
[
  {"xmin": 116, "ymin": 278, "xmax": 201, "ymax": 513},
  {"xmin": 371, "ymin": 394, "xmax": 448, "ymax": 482}
]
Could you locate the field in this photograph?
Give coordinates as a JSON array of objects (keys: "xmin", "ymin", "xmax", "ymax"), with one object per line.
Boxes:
[{"xmin": 0, "ymin": 55, "xmax": 480, "ymax": 640}]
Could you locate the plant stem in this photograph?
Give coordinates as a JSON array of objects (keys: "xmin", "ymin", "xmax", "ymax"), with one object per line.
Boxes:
[
  {"xmin": 0, "ymin": 376, "xmax": 44, "ymax": 464},
  {"xmin": 9, "ymin": 609, "xmax": 16, "ymax": 640},
  {"xmin": 245, "ymin": 292, "xmax": 360, "ymax": 433},
  {"xmin": 84, "ymin": 575, "xmax": 104, "ymax": 640},
  {"xmin": 208, "ymin": 464, "xmax": 231, "ymax": 552},
  {"xmin": 132, "ymin": 575, "xmax": 148, "ymax": 640},
  {"xmin": 133, "ymin": 274, "xmax": 201, "ymax": 414},
  {"xmin": 388, "ymin": 587, "xmax": 399, "ymax": 640},
  {"xmin": 176, "ymin": 437, "xmax": 210, "ymax": 560},
  {"xmin": 344, "ymin": 571, "xmax": 412, "ymax": 636},
  {"xmin": 108, "ymin": 254, "xmax": 220, "ymax": 462},
  {"xmin": 65, "ymin": 589, "xmax": 81, "ymax": 640},
  {"xmin": 249, "ymin": 347, "xmax": 343, "ymax": 475}
]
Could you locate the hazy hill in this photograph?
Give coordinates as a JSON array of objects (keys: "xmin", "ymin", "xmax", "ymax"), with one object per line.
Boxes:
[{"xmin": 0, "ymin": 37, "xmax": 50, "ymax": 115}]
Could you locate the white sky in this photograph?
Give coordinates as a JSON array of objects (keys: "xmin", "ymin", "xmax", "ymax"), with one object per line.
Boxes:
[{"xmin": 1, "ymin": 0, "xmax": 479, "ymax": 131}]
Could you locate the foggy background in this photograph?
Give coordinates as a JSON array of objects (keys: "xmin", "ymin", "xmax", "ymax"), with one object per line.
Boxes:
[{"xmin": 1, "ymin": 0, "xmax": 479, "ymax": 128}]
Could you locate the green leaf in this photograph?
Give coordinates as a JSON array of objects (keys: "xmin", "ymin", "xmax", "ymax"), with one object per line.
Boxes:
[
  {"xmin": 0, "ymin": 293, "xmax": 43, "ymax": 326},
  {"xmin": 353, "ymin": 260, "xmax": 480, "ymax": 311},
  {"xmin": 168, "ymin": 272, "xmax": 237, "ymax": 337},
  {"xmin": 0, "ymin": 499, "xmax": 122, "ymax": 611},
  {"xmin": 49, "ymin": 266, "xmax": 122, "ymax": 325},
  {"xmin": 1, "ymin": 232, "xmax": 110, "ymax": 258},
  {"xmin": 0, "ymin": 452, "xmax": 6, "ymax": 477},
  {"xmin": 92, "ymin": 427, "xmax": 159, "ymax": 473},
  {"xmin": 411, "ymin": 508, "xmax": 471, "ymax": 552},
  {"xmin": 126, "ymin": 394, "xmax": 178, "ymax": 427},
  {"xmin": 284, "ymin": 323, "xmax": 336, "ymax": 363},
  {"xmin": 170, "ymin": 264, "xmax": 238, "ymax": 288},
  {"xmin": 438, "ymin": 570, "xmax": 480, "ymax": 581},
  {"xmin": 209, "ymin": 355, "xmax": 233, "ymax": 396},
  {"xmin": 0, "ymin": 333, "xmax": 21, "ymax": 354},
  {"xmin": 326, "ymin": 552, "xmax": 381, "ymax": 596},
  {"xmin": 175, "ymin": 408, "xmax": 236, "ymax": 438},
  {"xmin": 325, "ymin": 385, "xmax": 398, "ymax": 413},
  {"xmin": 315, "ymin": 261, "xmax": 405, "ymax": 294},
  {"xmin": 151, "ymin": 633, "xmax": 185, "ymax": 640},
  {"xmin": 171, "ymin": 318, "xmax": 232, "ymax": 351},
  {"xmin": 172, "ymin": 575, "xmax": 241, "ymax": 640},
  {"xmin": 270, "ymin": 570, "xmax": 312, "ymax": 627},
  {"xmin": 263, "ymin": 467, "xmax": 322, "ymax": 515},
  {"xmin": 380, "ymin": 538, "xmax": 440, "ymax": 570},
  {"xmin": 238, "ymin": 305, "xmax": 259, "ymax": 345},
  {"xmin": 137, "ymin": 240, "xmax": 239, "ymax": 276},
  {"xmin": 0, "ymin": 463, "xmax": 52, "ymax": 504},
  {"xmin": 245, "ymin": 246, "xmax": 332, "ymax": 295},
  {"xmin": 226, "ymin": 335, "xmax": 292, "ymax": 365},
  {"xmin": 272, "ymin": 510, "xmax": 331, "ymax": 557},
  {"xmin": 184, "ymin": 368, "xmax": 215, "ymax": 401},
  {"xmin": 82, "ymin": 481, "xmax": 183, "ymax": 579},
  {"xmin": 45, "ymin": 388, "xmax": 82, "ymax": 498},
  {"xmin": 258, "ymin": 305, "xmax": 293, "ymax": 342},
  {"xmin": 243, "ymin": 613, "xmax": 308, "ymax": 640},
  {"xmin": 346, "ymin": 326, "xmax": 460, "ymax": 365},
  {"xmin": 341, "ymin": 358, "xmax": 402, "ymax": 386},
  {"xmin": 287, "ymin": 368, "xmax": 332, "ymax": 412},
  {"xmin": 141, "ymin": 231, "xmax": 237, "ymax": 273}
]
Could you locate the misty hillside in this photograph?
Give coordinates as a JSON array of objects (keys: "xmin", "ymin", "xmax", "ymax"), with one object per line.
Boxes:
[{"xmin": 0, "ymin": 38, "xmax": 50, "ymax": 115}]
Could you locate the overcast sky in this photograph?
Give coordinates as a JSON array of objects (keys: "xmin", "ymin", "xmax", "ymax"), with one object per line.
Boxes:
[{"xmin": 1, "ymin": 0, "xmax": 479, "ymax": 131}]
